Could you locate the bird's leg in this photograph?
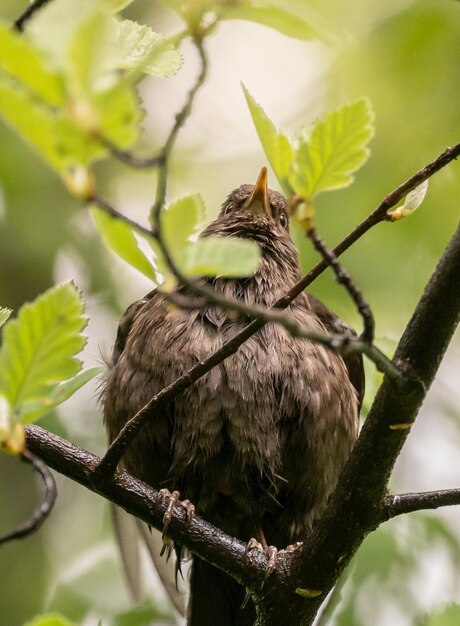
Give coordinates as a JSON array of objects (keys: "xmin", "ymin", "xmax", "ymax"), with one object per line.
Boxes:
[
  {"xmin": 245, "ymin": 526, "xmax": 279, "ymax": 584},
  {"xmin": 158, "ymin": 489, "xmax": 195, "ymax": 538}
]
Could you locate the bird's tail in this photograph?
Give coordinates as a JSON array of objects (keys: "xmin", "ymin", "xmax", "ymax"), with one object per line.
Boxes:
[{"xmin": 188, "ymin": 557, "xmax": 256, "ymax": 626}]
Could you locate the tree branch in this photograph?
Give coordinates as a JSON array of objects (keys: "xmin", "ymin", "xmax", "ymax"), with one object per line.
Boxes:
[
  {"xmin": 24, "ymin": 424, "xmax": 283, "ymax": 594},
  {"xmin": 287, "ymin": 219, "xmax": 460, "ymax": 624},
  {"xmin": 150, "ymin": 36, "xmax": 208, "ymax": 227},
  {"xmin": 13, "ymin": 0, "xmax": 51, "ymax": 31},
  {"xmin": 0, "ymin": 449, "xmax": 56, "ymax": 545},
  {"xmin": 383, "ymin": 488, "xmax": 460, "ymax": 519},
  {"xmin": 306, "ymin": 227, "xmax": 375, "ymax": 342}
]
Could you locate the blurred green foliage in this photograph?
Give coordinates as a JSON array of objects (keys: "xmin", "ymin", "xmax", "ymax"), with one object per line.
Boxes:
[{"xmin": 0, "ymin": 1, "xmax": 459, "ymax": 625}]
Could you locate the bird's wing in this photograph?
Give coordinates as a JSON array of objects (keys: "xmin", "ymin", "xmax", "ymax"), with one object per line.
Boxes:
[
  {"xmin": 307, "ymin": 293, "xmax": 365, "ymax": 410},
  {"xmin": 109, "ymin": 289, "xmax": 188, "ymax": 618},
  {"xmin": 111, "ymin": 289, "xmax": 157, "ymax": 365}
]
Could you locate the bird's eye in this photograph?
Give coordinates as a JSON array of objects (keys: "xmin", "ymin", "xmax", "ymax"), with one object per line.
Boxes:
[
  {"xmin": 279, "ymin": 212, "xmax": 288, "ymax": 228},
  {"xmin": 223, "ymin": 203, "xmax": 233, "ymax": 216}
]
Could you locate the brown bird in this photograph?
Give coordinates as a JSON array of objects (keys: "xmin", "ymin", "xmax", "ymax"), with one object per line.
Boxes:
[{"xmin": 103, "ymin": 168, "xmax": 364, "ymax": 625}]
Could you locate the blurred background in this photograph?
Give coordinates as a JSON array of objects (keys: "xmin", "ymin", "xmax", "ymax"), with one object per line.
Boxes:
[{"xmin": 0, "ymin": 0, "xmax": 459, "ymax": 624}]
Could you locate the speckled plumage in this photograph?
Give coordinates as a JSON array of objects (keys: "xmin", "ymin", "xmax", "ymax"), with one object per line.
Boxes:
[{"xmin": 103, "ymin": 179, "xmax": 363, "ymax": 624}]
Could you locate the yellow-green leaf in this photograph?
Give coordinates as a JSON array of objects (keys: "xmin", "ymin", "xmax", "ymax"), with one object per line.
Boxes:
[
  {"xmin": 291, "ymin": 98, "xmax": 375, "ymax": 199},
  {"xmin": 0, "ymin": 283, "xmax": 88, "ymax": 423},
  {"xmin": 92, "ymin": 208, "xmax": 157, "ymax": 282},
  {"xmin": 181, "ymin": 236, "xmax": 260, "ymax": 278},
  {"xmin": 116, "ymin": 19, "xmax": 183, "ymax": 78},
  {"xmin": 242, "ymin": 84, "xmax": 293, "ymax": 193},
  {"xmin": 219, "ymin": 3, "xmax": 325, "ymax": 43},
  {"xmin": 0, "ymin": 20, "xmax": 64, "ymax": 106}
]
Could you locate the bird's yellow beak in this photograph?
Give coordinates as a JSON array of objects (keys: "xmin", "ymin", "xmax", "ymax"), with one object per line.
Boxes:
[{"xmin": 242, "ymin": 167, "xmax": 270, "ymax": 217}]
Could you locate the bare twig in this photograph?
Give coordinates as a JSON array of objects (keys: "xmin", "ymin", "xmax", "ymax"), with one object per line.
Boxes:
[
  {"xmin": 307, "ymin": 227, "xmax": 375, "ymax": 343},
  {"xmin": 97, "ymin": 139, "xmax": 165, "ymax": 169},
  {"xmin": 0, "ymin": 449, "xmax": 56, "ymax": 545},
  {"xmin": 383, "ymin": 488, "xmax": 460, "ymax": 520},
  {"xmin": 13, "ymin": 0, "xmax": 50, "ymax": 31},
  {"xmin": 150, "ymin": 36, "xmax": 209, "ymax": 227}
]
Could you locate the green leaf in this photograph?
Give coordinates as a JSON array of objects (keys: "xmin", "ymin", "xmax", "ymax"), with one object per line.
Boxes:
[
  {"xmin": 146, "ymin": 195, "xmax": 206, "ymax": 281},
  {"xmin": 25, "ymin": 0, "xmax": 100, "ymax": 76},
  {"xmin": 91, "ymin": 82, "xmax": 141, "ymax": 148},
  {"xmin": 0, "ymin": 283, "xmax": 88, "ymax": 422},
  {"xmin": 92, "ymin": 208, "xmax": 157, "ymax": 282},
  {"xmin": 0, "ymin": 20, "xmax": 64, "ymax": 106},
  {"xmin": 219, "ymin": 3, "xmax": 325, "ymax": 43},
  {"xmin": 0, "ymin": 77, "xmax": 105, "ymax": 172},
  {"xmin": 291, "ymin": 98, "xmax": 375, "ymax": 199},
  {"xmin": 67, "ymin": 7, "xmax": 119, "ymax": 95},
  {"xmin": 242, "ymin": 84, "xmax": 293, "ymax": 193},
  {"xmin": 24, "ymin": 613, "xmax": 77, "ymax": 626},
  {"xmin": 181, "ymin": 236, "xmax": 260, "ymax": 278},
  {"xmin": 163, "ymin": 194, "xmax": 206, "ymax": 255},
  {"xmin": 116, "ymin": 19, "xmax": 183, "ymax": 78},
  {"xmin": 18, "ymin": 367, "xmax": 103, "ymax": 422},
  {"xmin": 0, "ymin": 307, "xmax": 11, "ymax": 328}
]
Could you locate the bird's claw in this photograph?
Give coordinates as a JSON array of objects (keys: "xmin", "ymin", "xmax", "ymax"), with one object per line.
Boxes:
[
  {"xmin": 245, "ymin": 537, "xmax": 264, "ymax": 554},
  {"xmin": 158, "ymin": 489, "xmax": 195, "ymax": 540},
  {"xmin": 245, "ymin": 538, "xmax": 279, "ymax": 585}
]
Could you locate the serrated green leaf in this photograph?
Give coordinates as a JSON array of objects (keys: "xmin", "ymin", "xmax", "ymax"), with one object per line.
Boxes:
[
  {"xmin": 24, "ymin": 613, "xmax": 77, "ymax": 626},
  {"xmin": 0, "ymin": 307, "xmax": 11, "ymax": 328},
  {"xmin": 0, "ymin": 77, "xmax": 106, "ymax": 172},
  {"xmin": 0, "ymin": 20, "xmax": 64, "ymax": 106},
  {"xmin": 181, "ymin": 236, "xmax": 260, "ymax": 278},
  {"xmin": 219, "ymin": 3, "xmax": 325, "ymax": 43},
  {"xmin": 92, "ymin": 208, "xmax": 157, "ymax": 282},
  {"xmin": 18, "ymin": 367, "xmax": 103, "ymax": 423},
  {"xmin": 116, "ymin": 20, "xmax": 182, "ymax": 78},
  {"xmin": 0, "ymin": 283, "xmax": 88, "ymax": 422},
  {"xmin": 163, "ymin": 194, "xmax": 206, "ymax": 254},
  {"xmin": 291, "ymin": 98, "xmax": 374, "ymax": 199},
  {"xmin": 242, "ymin": 84, "xmax": 293, "ymax": 193}
]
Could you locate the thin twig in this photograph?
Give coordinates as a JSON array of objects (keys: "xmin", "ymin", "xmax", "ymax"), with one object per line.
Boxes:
[
  {"xmin": 0, "ymin": 449, "xmax": 57, "ymax": 545},
  {"xmin": 98, "ymin": 138, "xmax": 165, "ymax": 169},
  {"xmin": 150, "ymin": 36, "xmax": 208, "ymax": 227},
  {"xmin": 383, "ymin": 488, "xmax": 460, "ymax": 520},
  {"xmin": 13, "ymin": 0, "xmax": 50, "ymax": 31},
  {"xmin": 307, "ymin": 228, "xmax": 375, "ymax": 343}
]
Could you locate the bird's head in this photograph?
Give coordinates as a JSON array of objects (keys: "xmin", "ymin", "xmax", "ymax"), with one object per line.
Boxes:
[{"xmin": 201, "ymin": 168, "xmax": 299, "ymax": 273}]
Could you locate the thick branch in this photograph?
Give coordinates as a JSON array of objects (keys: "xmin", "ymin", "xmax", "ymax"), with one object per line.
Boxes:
[
  {"xmin": 287, "ymin": 220, "xmax": 460, "ymax": 624},
  {"xmin": 24, "ymin": 424, "xmax": 284, "ymax": 596}
]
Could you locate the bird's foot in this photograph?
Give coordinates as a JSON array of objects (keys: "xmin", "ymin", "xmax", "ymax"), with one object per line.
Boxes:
[
  {"xmin": 245, "ymin": 538, "xmax": 279, "ymax": 584},
  {"xmin": 158, "ymin": 489, "xmax": 195, "ymax": 537}
]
